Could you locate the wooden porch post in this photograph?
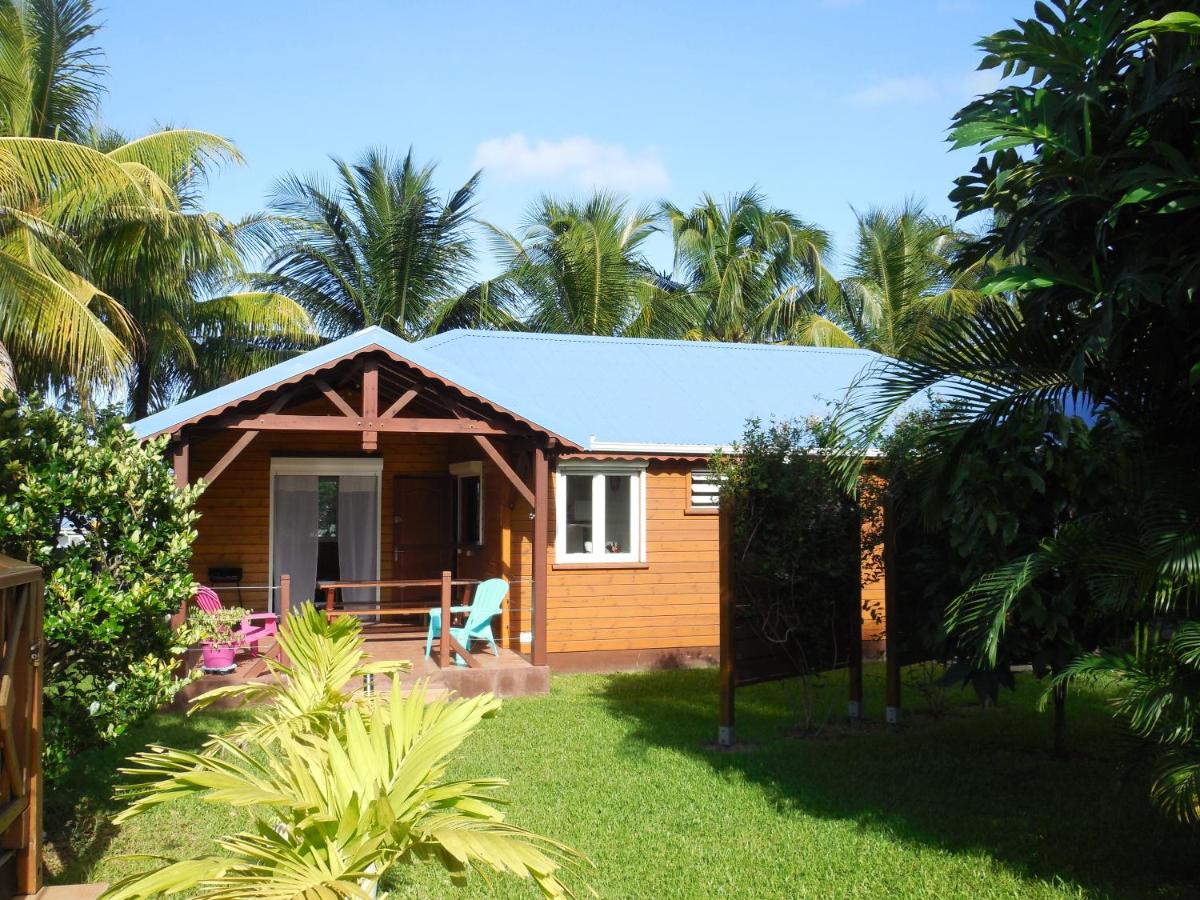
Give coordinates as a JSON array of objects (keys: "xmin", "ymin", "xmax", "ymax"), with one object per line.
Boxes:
[
  {"xmin": 172, "ymin": 439, "xmax": 189, "ymax": 490},
  {"xmin": 849, "ymin": 505, "xmax": 865, "ymax": 722},
  {"xmin": 18, "ymin": 576, "xmax": 42, "ymax": 896},
  {"xmin": 279, "ymin": 574, "xmax": 291, "ymax": 624},
  {"xmin": 718, "ymin": 502, "xmax": 736, "ymax": 747},
  {"xmin": 362, "ymin": 359, "xmax": 379, "ymax": 452},
  {"xmin": 531, "ymin": 447, "xmax": 549, "ymax": 667},
  {"xmin": 439, "ymin": 570, "xmax": 452, "ymax": 666},
  {"xmin": 883, "ymin": 492, "xmax": 901, "ymax": 725}
]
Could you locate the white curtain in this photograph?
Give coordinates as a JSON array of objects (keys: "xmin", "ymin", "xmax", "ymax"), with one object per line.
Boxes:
[
  {"xmin": 337, "ymin": 475, "xmax": 379, "ymax": 612},
  {"xmin": 273, "ymin": 475, "xmax": 319, "ymax": 610}
]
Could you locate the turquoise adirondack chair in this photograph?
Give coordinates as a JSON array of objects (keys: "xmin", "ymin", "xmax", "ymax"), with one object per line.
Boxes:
[{"xmin": 425, "ymin": 578, "xmax": 508, "ymax": 663}]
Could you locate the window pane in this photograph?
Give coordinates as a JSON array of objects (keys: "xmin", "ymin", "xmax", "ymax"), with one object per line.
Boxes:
[
  {"xmin": 458, "ymin": 476, "xmax": 482, "ymax": 544},
  {"xmin": 564, "ymin": 474, "xmax": 593, "ymax": 554},
  {"xmin": 604, "ymin": 475, "xmax": 632, "ymax": 554},
  {"xmin": 317, "ymin": 476, "xmax": 338, "ymax": 539}
]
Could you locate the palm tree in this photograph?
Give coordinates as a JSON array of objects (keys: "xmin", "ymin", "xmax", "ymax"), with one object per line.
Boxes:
[
  {"xmin": 259, "ymin": 148, "xmax": 501, "ymax": 340},
  {"xmin": 0, "ymin": 0, "xmax": 310, "ymax": 404},
  {"xmin": 81, "ymin": 128, "xmax": 312, "ymax": 418},
  {"xmin": 661, "ymin": 190, "xmax": 832, "ymax": 343},
  {"xmin": 487, "ymin": 192, "xmax": 693, "ymax": 337},
  {"xmin": 797, "ymin": 203, "xmax": 984, "ymax": 357}
]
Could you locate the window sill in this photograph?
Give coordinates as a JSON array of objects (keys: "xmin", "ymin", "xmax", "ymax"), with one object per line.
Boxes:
[
  {"xmin": 684, "ymin": 507, "xmax": 720, "ymax": 516},
  {"xmin": 552, "ymin": 562, "xmax": 651, "ymax": 571}
]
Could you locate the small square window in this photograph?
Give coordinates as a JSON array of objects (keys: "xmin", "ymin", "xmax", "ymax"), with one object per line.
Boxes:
[{"xmin": 556, "ymin": 466, "xmax": 645, "ymax": 563}]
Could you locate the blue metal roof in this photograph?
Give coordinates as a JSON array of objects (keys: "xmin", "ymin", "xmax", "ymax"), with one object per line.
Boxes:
[
  {"xmin": 132, "ymin": 326, "xmax": 886, "ymax": 451},
  {"xmin": 415, "ymin": 330, "xmax": 882, "ymax": 450}
]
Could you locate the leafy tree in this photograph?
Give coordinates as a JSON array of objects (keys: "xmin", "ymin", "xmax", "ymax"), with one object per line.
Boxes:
[
  {"xmin": 0, "ymin": 0, "xmax": 294, "ymax": 403},
  {"xmin": 0, "ymin": 395, "xmax": 198, "ymax": 781},
  {"xmin": 260, "ymin": 147, "xmax": 506, "ymax": 340},
  {"xmin": 711, "ymin": 419, "xmax": 861, "ymax": 730},
  {"xmin": 662, "ymin": 190, "xmax": 832, "ymax": 343},
  {"xmin": 831, "ymin": 2, "xmax": 1200, "ymax": 820},
  {"xmin": 107, "ymin": 606, "xmax": 587, "ymax": 899},
  {"xmin": 799, "ymin": 202, "xmax": 985, "ymax": 356},
  {"xmin": 485, "ymin": 191, "xmax": 686, "ymax": 337}
]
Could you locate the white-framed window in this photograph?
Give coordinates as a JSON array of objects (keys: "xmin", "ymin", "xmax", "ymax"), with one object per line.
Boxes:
[
  {"xmin": 450, "ymin": 461, "xmax": 483, "ymax": 546},
  {"xmin": 555, "ymin": 462, "xmax": 646, "ymax": 563},
  {"xmin": 690, "ymin": 469, "xmax": 721, "ymax": 510}
]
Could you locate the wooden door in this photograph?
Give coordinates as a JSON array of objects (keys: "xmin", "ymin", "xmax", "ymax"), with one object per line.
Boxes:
[{"xmin": 392, "ymin": 475, "xmax": 454, "ymax": 607}]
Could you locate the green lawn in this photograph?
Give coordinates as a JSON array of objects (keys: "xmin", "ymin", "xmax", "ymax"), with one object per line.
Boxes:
[{"xmin": 47, "ymin": 665, "xmax": 1198, "ymax": 899}]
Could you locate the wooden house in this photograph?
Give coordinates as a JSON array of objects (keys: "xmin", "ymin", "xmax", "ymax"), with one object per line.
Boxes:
[{"xmin": 133, "ymin": 327, "xmax": 883, "ymax": 678}]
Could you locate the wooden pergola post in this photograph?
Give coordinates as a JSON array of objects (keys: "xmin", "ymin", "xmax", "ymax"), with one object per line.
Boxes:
[
  {"xmin": 849, "ymin": 502, "xmax": 865, "ymax": 722},
  {"xmin": 718, "ymin": 502, "xmax": 736, "ymax": 747},
  {"xmin": 883, "ymin": 492, "xmax": 901, "ymax": 725},
  {"xmin": 531, "ymin": 447, "xmax": 549, "ymax": 667},
  {"xmin": 362, "ymin": 359, "xmax": 379, "ymax": 452}
]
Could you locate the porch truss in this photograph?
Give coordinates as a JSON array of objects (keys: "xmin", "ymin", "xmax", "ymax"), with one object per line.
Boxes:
[{"xmin": 167, "ymin": 348, "xmax": 555, "ymax": 669}]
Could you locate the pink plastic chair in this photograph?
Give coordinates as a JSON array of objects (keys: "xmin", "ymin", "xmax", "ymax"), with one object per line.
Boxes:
[{"xmin": 193, "ymin": 585, "xmax": 278, "ymax": 657}]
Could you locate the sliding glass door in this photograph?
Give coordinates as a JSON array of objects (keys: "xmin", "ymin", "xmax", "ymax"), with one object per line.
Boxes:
[{"xmin": 270, "ymin": 458, "xmax": 381, "ymax": 612}]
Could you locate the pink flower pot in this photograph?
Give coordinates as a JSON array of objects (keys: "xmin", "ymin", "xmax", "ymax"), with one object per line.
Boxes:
[{"xmin": 201, "ymin": 642, "xmax": 237, "ymax": 673}]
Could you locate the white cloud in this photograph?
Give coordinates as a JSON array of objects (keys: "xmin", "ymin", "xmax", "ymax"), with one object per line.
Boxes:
[
  {"xmin": 848, "ymin": 69, "xmax": 1006, "ymax": 108},
  {"xmin": 471, "ymin": 134, "xmax": 669, "ymax": 192},
  {"xmin": 848, "ymin": 76, "xmax": 940, "ymax": 108}
]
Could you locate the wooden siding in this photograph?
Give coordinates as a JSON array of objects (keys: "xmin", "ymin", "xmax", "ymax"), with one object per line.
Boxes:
[{"xmin": 187, "ymin": 428, "xmax": 882, "ymax": 661}]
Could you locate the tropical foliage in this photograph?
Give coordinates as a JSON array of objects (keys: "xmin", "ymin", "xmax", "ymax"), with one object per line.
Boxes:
[
  {"xmin": 484, "ymin": 192, "xmax": 677, "ymax": 337},
  {"xmin": 104, "ymin": 606, "xmax": 586, "ymax": 899},
  {"xmin": 0, "ymin": 0, "xmax": 312, "ymax": 409},
  {"xmin": 662, "ymin": 190, "xmax": 832, "ymax": 343},
  {"xmin": 259, "ymin": 147, "xmax": 505, "ymax": 340},
  {"xmin": 0, "ymin": 395, "xmax": 198, "ymax": 781},
  {"xmin": 830, "ymin": 3, "xmax": 1200, "ymax": 821},
  {"xmin": 800, "ymin": 203, "xmax": 984, "ymax": 356}
]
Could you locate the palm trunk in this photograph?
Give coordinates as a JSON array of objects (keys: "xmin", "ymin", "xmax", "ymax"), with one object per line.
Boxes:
[
  {"xmin": 1052, "ymin": 681, "xmax": 1068, "ymax": 756},
  {"xmin": 0, "ymin": 340, "xmax": 16, "ymax": 396}
]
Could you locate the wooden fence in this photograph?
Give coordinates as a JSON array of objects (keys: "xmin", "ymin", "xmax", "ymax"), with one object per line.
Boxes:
[{"xmin": 0, "ymin": 555, "xmax": 43, "ymax": 898}]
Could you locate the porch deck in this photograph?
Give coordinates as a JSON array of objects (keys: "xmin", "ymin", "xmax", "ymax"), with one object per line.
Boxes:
[{"xmin": 173, "ymin": 624, "xmax": 547, "ymax": 712}]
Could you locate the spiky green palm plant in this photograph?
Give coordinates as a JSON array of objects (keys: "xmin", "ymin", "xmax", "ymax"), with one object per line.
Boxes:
[{"xmin": 103, "ymin": 607, "xmax": 586, "ymax": 898}]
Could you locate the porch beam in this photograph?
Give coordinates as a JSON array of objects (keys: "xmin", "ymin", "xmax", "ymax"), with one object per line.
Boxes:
[
  {"xmin": 313, "ymin": 377, "xmax": 358, "ymax": 418},
  {"xmin": 202, "ymin": 394, "xmax": 291, "ymax": 486},
  {"xmin": 228, "ymin": 414, "xmax": 509, "ymax": 435},
  {"xmin": 362, "ymin": 360, "xmax": 379, "ymax": 451},
  {"xmin": 380, "ymin": 388, "xmax": 418, "ymax": 420},
  {"xmin": 473, "ymin": 435, "xmax": 536, "ymax": 507},
  {"xmin": 531, "ymin": 447, "xmax": 549, "ymax": 667},
  {"xmin": 172, "ymin": 440, "xmax": 189, "ymax": 489}
]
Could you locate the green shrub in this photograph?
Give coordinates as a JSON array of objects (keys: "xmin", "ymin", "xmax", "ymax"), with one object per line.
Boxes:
[{"xmin": 0, "ymin": 395, "xmax": 198, "ymax": 782}]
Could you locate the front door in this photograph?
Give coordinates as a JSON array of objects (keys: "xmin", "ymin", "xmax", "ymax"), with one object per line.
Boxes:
[{"xmin": 392, "ymin": 475, "xmax": 454, "ymax": 606}]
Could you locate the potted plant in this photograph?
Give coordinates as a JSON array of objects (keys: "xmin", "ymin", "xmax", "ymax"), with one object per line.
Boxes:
[{"xmin": 183, "ymin": 607, "xmax": 245, "ymax": 674}]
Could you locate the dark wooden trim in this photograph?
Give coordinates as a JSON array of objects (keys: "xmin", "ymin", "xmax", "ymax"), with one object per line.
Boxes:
[
  {"xmin": 473, "ymin": 435, "xmax": 536, "ymax": 507},
  {"xmin": 381, "ymin": 388, "xmax": 418, "ymax": 420},
  {"xmin": 718, "ymin": 503, "xmax": 735, "ymax": 746},
  {"xmin": 313, "ymin": 376, "xmax": 358, "ymax": 418},
  {"xmin": 201, "ymin": 394, "xmax": 291, "ymax": 486},
  {"xmin": 173, "ymin": 440, "xmax": 189, "ymax": 489},
  {"xmin": 229, "ymin": 415, "xmax": 508, "ymax": 435},
  {"xmin": 362, "ymin": 360, "xmax": 379, "ymax": 451},
  {"xmin": 531, "ymin": 448, "xmax": 549, "ymax": 667}
]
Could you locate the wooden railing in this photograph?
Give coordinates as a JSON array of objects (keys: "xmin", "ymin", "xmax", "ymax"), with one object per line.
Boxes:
[
  {"xmin": 319, "ymin": 573, "xmax": 482, "ymax": 669},
  {"xmin": 0, "ymin": 555, "xmax": 43, "ymax": 898}
]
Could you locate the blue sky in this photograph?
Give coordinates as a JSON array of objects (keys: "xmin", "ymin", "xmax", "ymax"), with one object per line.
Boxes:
[{"xmin": 99, "ymin": 0, "xmax": 1028, "ymax": 277}]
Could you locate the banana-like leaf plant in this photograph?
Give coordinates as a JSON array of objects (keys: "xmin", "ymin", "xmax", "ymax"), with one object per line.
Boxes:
[{"xmin": 102, "ymin": 606, "xmax": 588, "ymax": 898}]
